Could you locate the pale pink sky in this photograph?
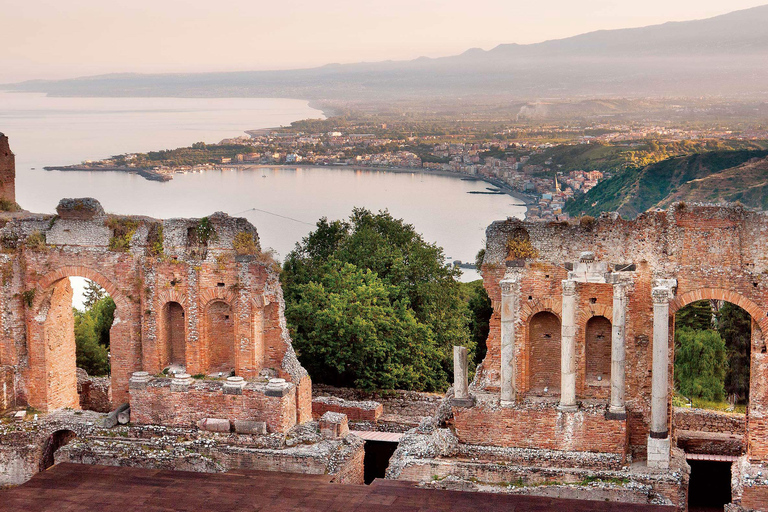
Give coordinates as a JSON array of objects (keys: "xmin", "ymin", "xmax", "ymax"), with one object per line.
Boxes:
[{"xmin": 1, "ymin": 0, "xmax": 766, "ymax": 83}]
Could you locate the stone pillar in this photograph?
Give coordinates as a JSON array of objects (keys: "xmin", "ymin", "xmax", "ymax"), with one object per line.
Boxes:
[
  {"xmin": 648, "ymin": 286, "xmax": 671, "ymax": 468},
  {"xmin": 559, "ymin": 280, "xmax": 578, "ymax": 412},
  {"xmin": 608, "ymin": 283, "xmax": 627, "ymax": 419},
  {"xmin": 500, "ymin": 276, "xmax": 519, "ymax": 405},
  {"xmin": 453, "ymin": 346, "xmax": 469, "ymax": 399}
]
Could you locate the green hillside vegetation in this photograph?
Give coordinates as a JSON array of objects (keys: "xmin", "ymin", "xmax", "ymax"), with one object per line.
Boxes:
[
  {"xmin": 564, "ymin": 148, "xmax": 768, "ymax": 218},
  {"xmin": 113, "ymin": 142, "xmax": 257, "ymax": 168}
]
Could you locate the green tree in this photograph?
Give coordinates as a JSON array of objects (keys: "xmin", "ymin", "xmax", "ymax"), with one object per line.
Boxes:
[
  {"xmin": 285, "ymin": 260, "xmax": 446, "ymax": 391},
  {"xmin": 282, "ymin": 208, "xmax": 473, "ymax": 390},
  {"xmin": 465, "ymin": 280, "xmax": 492, "ymax": 365},
  {"xmin": 674, "ymin": 327, "xmax": 727, "ymax": 402},
  {"xmin": 675, "ymin": 300, "xmax": 714, "ymax": 331},
  {"xmin": 719, "ymin": 302, "xmax": 751, "ymax": 402},
  {"xmin": 74, "ymin": 295, "xmax": 115, "ymax": 376},
  {"xmin": 82, "ymin": 279, "xmax": 106, "ymax": 310}
]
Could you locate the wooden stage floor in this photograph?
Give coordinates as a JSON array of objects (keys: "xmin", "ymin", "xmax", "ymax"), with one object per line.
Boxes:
[{"xmin": 0, "ymin": 463, "xmax": 675, "ymax": 511}]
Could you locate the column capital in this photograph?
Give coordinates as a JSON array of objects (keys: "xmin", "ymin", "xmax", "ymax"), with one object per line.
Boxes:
[
  {"xmin": 562, "ymin": 279, "xmax": 577, "ymax": 296},
  {"xmin": 500, "ymin": 273, "xmax": 521, "ymax": 294},
  {"xmin": 652, "ymin": 286, "xmax": 672, "ymax": 304}
]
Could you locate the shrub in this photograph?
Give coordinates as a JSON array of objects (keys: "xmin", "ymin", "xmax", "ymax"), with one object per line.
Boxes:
[
  {"xmin": 506, "ymin": 238, "xmax": 538, "ymax": 260},
  {"xmin": 26, "ymin": 231, "xmax": 47, "ymax": 251},
  {"xmin": 233, "ymin": 232, "xmax": 258, "ymax": 255}
]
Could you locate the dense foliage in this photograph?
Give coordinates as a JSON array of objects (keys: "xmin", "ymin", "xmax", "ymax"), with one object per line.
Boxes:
[
  {"xmin": 112, "ymin": 143, "xmax": 257, "ymax": 168},
  {"xmin": 674, "ymin": 300, "xmax": 752, "ymax": 404},
  {"xmin": 282, "ymin": 208, "xmax": 474, "ymax": 391},
  {"xmin": 74, "ymin": 281, "xmax": 115, "ymax": 376},
  {"xmin": 674, "ymin": 327, "xmax": 727, "ymax": 402}
]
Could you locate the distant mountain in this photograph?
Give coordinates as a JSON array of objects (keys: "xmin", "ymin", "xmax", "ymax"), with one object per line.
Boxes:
[
  {"xmin": 4, "ymin": 5, "xmax": 768, "ymax": 101},
  {"xmin": 564, "ymin": 150, "xmax": 768, "ymax": 218}
]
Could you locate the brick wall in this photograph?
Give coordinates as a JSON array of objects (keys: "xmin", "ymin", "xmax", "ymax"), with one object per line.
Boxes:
[
  {"xmin": 528, "ymin": 311, "xmax": 561, "ymax": 393},
  {"xmin": 478, "ymin": 205, "xmax": 768, "ymax": 461},
  {"xmin": 0, "ymin": 134, "xmax": 15, "ymax": 204},
  {"xmin": 0, "ymin": 365, "xmax": 15, "ymax": 411},
  {"xmin": 130, "ymin": 379, "xmax": 297, "ymax": 434},
  {"xmin": 453, "ymin": 403, "xmax": 627, "ymax": 456},
  {"xmin": 312, "ymin": 396, "xmax": 383, "ymax": 421},
  {"xmin": 42, "ymin": 279, "xmax": 79, "ymax": 410},
  {"xmin": 206, "ymin": 300, "xmax": 235, "ymax": 374},
  {"xmin": 673, "ymin": 407, "xmax": 745, "ymax": 435},
  {"xmin": 158, "ymin": 301, "xmax": 185, "ymax": 367},
  {"xmin": 585, "ymin": 316, "xmax": 611, "ymax": 383}
]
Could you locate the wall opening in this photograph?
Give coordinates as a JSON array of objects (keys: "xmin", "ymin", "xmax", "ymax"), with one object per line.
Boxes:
[
  {"xmin": 206, "ymin": 300, "xmax": 235, "ymax": 375},
  {"xmin": 160, "ymin": 301, "xmax": 186, "ymax": 370},
  {"xmin": 674, "ymin": 299, "xmax": 751, "ymax": 409},
  {"xmin": 363, "ymin": 440, "xmax": 399, "ymax": 484},
  {"xmin": 687, "ymin": 460, "xmax": 732, "ymax": 511},
  {"xmin": 585, "ymin": 315, "xmax": 611, "ymax": 384},
  {"xmin": 528, "ymin": 311, "xmax": 561, "ymax": 394},
  {"xmin": 40, "ymin": 429, "xmax": 77, "ymax": 471}
]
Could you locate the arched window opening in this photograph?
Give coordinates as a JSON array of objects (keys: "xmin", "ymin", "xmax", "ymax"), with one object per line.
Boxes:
[
  {"xmin": 40, "ymin": 430, "xmax": 77, "ymax": 471},
  {"xmin": 160, "ymin": 301, "xmax": 186, "ymax": 370}
]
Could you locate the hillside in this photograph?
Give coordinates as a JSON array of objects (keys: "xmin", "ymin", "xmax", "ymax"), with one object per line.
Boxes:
[
  {"xmin": 4, "ymin": 5, "xmax": 768, "ymax": 101},
  {"xmin": 564, "ymin": 150, "xmax": 768, "ymax": 218}
]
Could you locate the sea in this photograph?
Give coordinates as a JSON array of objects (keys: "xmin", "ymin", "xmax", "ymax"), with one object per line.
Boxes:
[{"xmin": 0, "ymin": 91, "xmax": 526, "ymax": 303}]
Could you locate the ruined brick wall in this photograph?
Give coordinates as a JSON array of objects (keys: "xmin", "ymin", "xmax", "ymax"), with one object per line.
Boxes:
[
  {"xmin": 76, "ymin": 368, "xmax": 111, "ymax": 413},
  {"xmin": 0, "ymin": 134, "xmax": 15, "ymax": 205},
  {"xmin": 528, "ymin": 311, "xmax": 561, "ymax": 393},
  {"xmin": 130, "ymin": 379, "xmax": 297, "ymax": 433},
  {"xmin": 0, "ymin": 195, "xmax": 309, "ymax": 424},
  {"xmin": 453, "ymin": 401, "xmax": 627, "ymax": 456},
  {"xmin": 479, "ymin": 205, "xmax": 768, "ymax": 459},
  {"xmin": 312, "ymin": 396, "xmax": 383, "ymax": 421}
]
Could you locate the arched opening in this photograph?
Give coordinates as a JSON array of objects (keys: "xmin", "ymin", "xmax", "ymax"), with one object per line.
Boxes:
[
  {"xmin": 206, "ymin": 300, "xmax": 235, "ymax": 375},
  {"xmin": 528, "ymin": 311, "xmax": 561, "ymax": 394},
  {"xmin": 674, "ymin": 299, "xmax": 751, "ymax": 410},
  {"xmin": 585, "ymin": 315, "xmax": 611, "ymax": 384},
  {"xmin": 35, "ymin": 276, "xmax": 116, "ymax": 411},
  {"xmin": 40, "ymin": 429, "xmax": 76, "ymax": 471},
  {"xmin": 159, "ymin": 301, "xmax": 186, "ymax": 370}
]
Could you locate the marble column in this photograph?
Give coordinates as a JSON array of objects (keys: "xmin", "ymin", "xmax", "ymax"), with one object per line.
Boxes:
[
  {"xmin": 608, "ymin": 282, "xmax": 627, "ymax": 419},
  {"xmin": 500, "ymin": 276, "xmax": 518, "ymax": 405},
  {"xmin": 559, "ymin": 279, "xmax": 578, "ymax": 412},
  {"xmin": 453, "ymin": 345, "xmax": 469, "ymax": 400},
  {"xmin": 648, "ymin": 286, "xmax": 671, "ymax": 468}
]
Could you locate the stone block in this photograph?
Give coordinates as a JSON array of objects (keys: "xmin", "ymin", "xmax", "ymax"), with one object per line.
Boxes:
[
  {"xmin": 129, "ymin": 372, "xmax": 152, "ymax": 390},
  {"xmin": 13, "ymin": 410, "xmax": 25, "ymax": 422},
  {"xmin": 265, "ymin": 378, "xmax": 291, "ymax": 397},
  {"xmin": 171, "ymin": 373, "xmax": 194, "ymax": 393},
  {"xmin": 197, "ymin": 418, "xmax": 231, "ymax": 433},
  {"xmin": 647, "ymin": 436, "xmax": 670, "ymax": 468},
  {"xmin": 223, "ymin": 376, "xmax": 246, "ymax": 395},
  {"xmin": 233, "ymin": 420, "xmax": 267, "ymax": 435},
  {"xmin": 117, "ymin": 408, "xmax": 130, "ymax": 425},
  {"xmin": 319, "ymin": 411, "xmax": 349, "ymax": 439},
  {"xmin": 56, "ymin": 197, "xmax": 105, "ymax": 220}
]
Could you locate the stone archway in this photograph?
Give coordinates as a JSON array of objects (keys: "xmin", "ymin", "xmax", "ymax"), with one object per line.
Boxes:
[
  {"xmin": 40, "ymin": 429, "xmax": 76, "ymax": 471},
  {"xmin": 27, "ymin": 266, "xmax": 134, "ymax": 411}
]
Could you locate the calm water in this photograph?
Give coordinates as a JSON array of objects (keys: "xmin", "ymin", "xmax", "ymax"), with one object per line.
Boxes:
[{"xmin": 0, "ymin": 92, "xmax": 526, "ymax": 286}]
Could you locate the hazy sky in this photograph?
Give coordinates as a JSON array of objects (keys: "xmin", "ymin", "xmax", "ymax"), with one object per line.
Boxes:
[{"xmin": 1, "ymin": 0, "xmax": 766, "ymax": 82}]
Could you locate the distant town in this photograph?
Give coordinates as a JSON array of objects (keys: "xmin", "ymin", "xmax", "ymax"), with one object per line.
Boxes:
[{"xmin": 49, "ymin": 120, "xmax": 768, "ymax": 222}]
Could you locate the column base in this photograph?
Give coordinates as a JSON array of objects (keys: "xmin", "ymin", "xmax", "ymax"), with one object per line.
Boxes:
[
  {"xmin": 647, "ymin": 435, "xmax": 670, "ymax": 469},
  {"xmin": 500, "ymin": 399, "xmax": 515, "ymax": 408},
  {"xmin": 450, "ymin": 396, "xmax": 476, "ymax": 408},
  {"xmin": 606, "ymin": 405, "xmax": 626, "ymax": 420},
  {"xmin": 557, "ymin": 403, "xmax": 578, "ymax": 413}
]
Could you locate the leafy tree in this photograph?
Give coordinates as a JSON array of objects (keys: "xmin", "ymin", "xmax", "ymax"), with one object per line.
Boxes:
[
  {"xmin": 285, "ymin": 260, "xmax": 446, "ymax": 391},
  {"xmin": 675, "ymin": 300, "xmax": 715, "ymax": 331},
  {"xmin": 282, "ymin": 208, "xmax": 473, "ymax": 391},
  {"xmin": 82, "ymin": 279, "xmax": 106, "ymax": 310},
  {"xmin": 719, "ymin": 302, "xmax": 751, "ymax": 402},
  {"xmin": 464, "ymin": 280, "xmax": 492, "ymax": 365},
  {"xmin": 674, "ymin": 327, "xmax": 727, "ymax": 402},
  {"xmin": 74, "ymin": 294, "xmax": 115, "ymax": 376}
]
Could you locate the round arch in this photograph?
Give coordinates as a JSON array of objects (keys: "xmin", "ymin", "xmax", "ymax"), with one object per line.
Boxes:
[{"xmin": 670, "ymin": 288, "xmax": 768, "ymax": 335}]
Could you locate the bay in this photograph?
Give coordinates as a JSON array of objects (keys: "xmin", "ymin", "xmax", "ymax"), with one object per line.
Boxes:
[{"xmin": 0, "ymin": 92, "xmax": 526, "ymax": 290}]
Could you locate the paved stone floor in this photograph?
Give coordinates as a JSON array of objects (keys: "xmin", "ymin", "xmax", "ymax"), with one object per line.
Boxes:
[{"xmin": 0, "ymin": 463, "xmax": 675, "ymax": 511}]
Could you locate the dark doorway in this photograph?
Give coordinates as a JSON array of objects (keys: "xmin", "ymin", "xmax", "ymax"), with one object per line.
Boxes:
[
  {"xmin": 40, "ymin": 430, "xmax": 77, "ymax": 471},
  {"xmin": 363, "ymin": 440, "xmax": 398, "ymax": 484},
  {"xmin": 688, "ymin": 460, "xmax": 732, "ymax": 511}
]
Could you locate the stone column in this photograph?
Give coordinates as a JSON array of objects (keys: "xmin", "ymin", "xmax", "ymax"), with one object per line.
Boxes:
[
  {"xmin": 451, "ymin": 346, "xmax": 473, "ymax": 407},
  {"xmin": 648, "ymin": 286, "xmax": 671, "ymax": 468},
  {"xmin": 500, "ymin": 276, "xmax": 519, "ymax": 405},
  {"xmin": 608, "ymin": 283, "xmax": 627, "ymax": 419},
  {"xmin": 559, "ymin": 280, "xmax": 578, "ymax": 412}
]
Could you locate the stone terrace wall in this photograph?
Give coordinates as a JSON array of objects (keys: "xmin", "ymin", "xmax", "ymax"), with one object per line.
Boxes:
[
  {"xmin": 312, "ymin": 384, "xmax": 442, "ymax": 425},
  {"xmin": 673, "ymin": 407, "xmax": 745, "ymax": 435}
]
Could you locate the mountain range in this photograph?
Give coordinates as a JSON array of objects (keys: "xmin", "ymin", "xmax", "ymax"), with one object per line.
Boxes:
[{"xmin": 4, "ymin": 5, "xmax": 768, "ymax": 102}]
